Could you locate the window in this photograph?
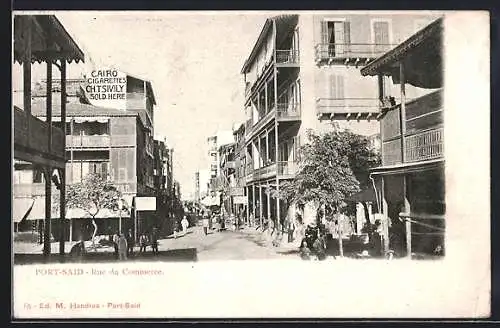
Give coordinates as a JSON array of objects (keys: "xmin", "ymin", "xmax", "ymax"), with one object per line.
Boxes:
[
  {"xmin": 329, "ymin": 74, "xmax": 345, "ymax": 100},
  {"xmin": 371, "ymin": 20, "xmax": 392, "ymax": 54},
  {"xmin": 321, "ymin": 20, "xmax": 351, "ymax": 57}
]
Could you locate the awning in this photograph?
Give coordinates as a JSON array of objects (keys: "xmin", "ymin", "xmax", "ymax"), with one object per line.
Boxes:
[
  {"xmin": 370, "ymin": 159, "xmax": 444, "ymax": 176},
  {"xmin": 14, "ymin": 15, "xmax": 85, "ymax": 64},
  {"xmin": 345, "ymin": 187, "xmax": 377, "ymax": 203},
  {"xmin": 37, "ymin": 116, "xmax": 110, "ymax": 123}
]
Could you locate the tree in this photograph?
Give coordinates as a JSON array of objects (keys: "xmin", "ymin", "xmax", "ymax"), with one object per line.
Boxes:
[
  {"xmin": 56, "ymin": 173, "xmax": 123, "ymax": 251},
  {"xmin": 274, "ymin": 129, "xmax": 380, "ymax": 256}
]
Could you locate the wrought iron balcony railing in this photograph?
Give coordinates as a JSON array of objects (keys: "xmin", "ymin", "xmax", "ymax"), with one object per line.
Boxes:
[
  {"xmin": 315, "ymin": 43, "xmax": 396, "ymax": 64},
  {"xmin": 276, "ymin": 49, "xmax": 300, "ymax": 65}
]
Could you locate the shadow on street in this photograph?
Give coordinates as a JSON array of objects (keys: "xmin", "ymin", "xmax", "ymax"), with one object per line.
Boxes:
[{"xmin": 14, "ymin": 248, "xmax": 198, "ymax": 265}]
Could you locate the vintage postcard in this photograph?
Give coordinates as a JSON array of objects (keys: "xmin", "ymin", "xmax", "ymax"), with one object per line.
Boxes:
[{"xmin": 11, "ymin": 10, "xmax": 490, "ymax": 319}]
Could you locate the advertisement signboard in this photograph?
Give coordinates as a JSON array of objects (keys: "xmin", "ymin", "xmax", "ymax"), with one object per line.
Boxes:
[
  {"xmin": 135, "ymin": 197, "xmax": 157, "ymax": 211},
  {"xmin": 83, "ymin": 67, "xmax": 127, "ymax": 110}
]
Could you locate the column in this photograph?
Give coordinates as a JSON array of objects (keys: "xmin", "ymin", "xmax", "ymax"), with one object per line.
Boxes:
[
  {"xmin": 23, "ymin": 17, "xmax": 32, "ymax": 137},
  {"xmin": 265, "ymin": 131, "xmax": 269, "ymax": 165},
  {"xmin": 258, "ymin": 137, "xmax": 262, "ymax": 168},
  {"xmin": 245, "ymin": 186, "xmax": 249, "ymax": 225},
  {"xmin": 59, "ymin": 60, "xmax": 66, "ymax": 255},
  {"xmin": 252, "ymin": 184, "xmax": 256, "ymax": 225},
  {"xmin": 43, "ymin": 168, "xmax": 52, "ymax": 256},
  {"xmin": 381, "ymin": 176, "xmax": 390, "ymax": 254},
  {"xmin": 399, "ymin": 62, "xmax": 407, "ymax": 163},
  {"xmin": 266, "ymin": 181, "xmax": 271, "ymax": 224},
  {"xmin": 259, "ymin": 184, "xmax": 263, "ymax": 227},
  {"xmin": 274, "ymin": 55, "xmax": 280, "ymax": 231},
  {"xmin": 404, "ymin": 175, "xmax": 412, "ymax": 258}
]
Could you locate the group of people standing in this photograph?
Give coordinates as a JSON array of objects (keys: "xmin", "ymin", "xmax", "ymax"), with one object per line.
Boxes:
[{"xmin": 113, "ymin": 227, "xmax": 159, "ymax": 260}]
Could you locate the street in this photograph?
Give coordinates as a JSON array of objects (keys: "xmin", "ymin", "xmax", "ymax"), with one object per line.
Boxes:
[
  {"xmin": 157, "ymin": 225, "xmax": 288, "ymax": 261},
  {"xmin": 13, "ymin": 224, "xmax": 303, "ymax": 264}
]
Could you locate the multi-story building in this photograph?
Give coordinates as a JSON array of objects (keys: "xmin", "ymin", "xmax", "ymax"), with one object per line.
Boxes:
[
  {"xmin": 13, "ymin": 73, "xmax": 159, "ymax": 242},
  {"xmin": 153, "ymin": 137, "xmax": 174, "ymax": 236},
  {"xmin": 361, "ymin": 17, "xmax": 444, "ymax": 258},
  {"xmin": 13, "ymin": 15, "xmax": 85, "ymax": 255},
  {"xmin": 240, "ymin": 13, "xmax": 441, "ymax": 227},
  {"xmin": 231, "ymin": 122, "xmax": 247, "ymax": 221},
  {"xmin": 207, "ymin": 130, "xmax": 234, "ymax": 190}
]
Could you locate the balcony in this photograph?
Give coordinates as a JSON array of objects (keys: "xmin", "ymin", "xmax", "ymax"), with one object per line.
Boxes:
[
  {"xmin": 277, "ymin": 161, "xmax": 298, "ymax": 178},
  {"xmin": 277, "ymin": 102, "xmax": 301, "ymax": 120},
  {"xmin": 246, "ymin": 101, "xmax": 301, "ymax": 138},
  {"xmin": 67, "ymin": 135, "xmax": 110, "ymax": 149},
  {"xmin": 245, "ymin": 161, "xmax": 298, "ymax": 183},
  {"xmin": 276, "ymin": 49, "xmax": 300, "ymax": 66},
  {"xmin": 315, "ymin": 43, "xmax": 395, "ymax": 66},
  {"xmin": 316, "ymin": 98, "xmax": 381, "ymax": 121},
  {"xmin": 14, "ymin": 106, "xmax": 65, "ymax": 165},
  {"xmin": 381, "ymin": 90, "xmax": 443, "ymax": 166},
  {"xmin": 382, "ymin": 127, "xmax": 444, "ymax": 166},
  {"xmin": 405, "ymin": 127, "xmax": 444, "ymax": 163}
]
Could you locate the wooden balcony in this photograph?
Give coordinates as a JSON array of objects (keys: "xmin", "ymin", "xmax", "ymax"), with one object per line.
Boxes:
[
  {"xmin": 381, "ymin": 90, "xmax": 443, "ymax": 166},
  {"xmin": 14, "ymin": 106, "xmax": 65, "ymax": 168},
  {"xmin": 316, "ymin": 98, "xmax": 380, "ymax": 121},
  {"xmin": 315, "ymin": 43, "xmax": 395, "ymax": 67},
  {"xmin": 245, "ymin": 161, "xmax": 298, "ymax": 183},
  {"xmin": 67, "ymin": 135, "xmax": 111, "ymax": 149}
]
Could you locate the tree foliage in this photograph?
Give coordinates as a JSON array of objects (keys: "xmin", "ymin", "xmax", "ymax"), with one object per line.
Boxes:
[
  {"xmin": 54, "ymin": 173, "xmax": 123, "ymax": 248},
  {"xmin": 275, "ymin": 129, "xmax": 381, "ymax": 215},
  {"xmin": 66, "ymin": 173, "xmax": 123, "ymax": 218}
]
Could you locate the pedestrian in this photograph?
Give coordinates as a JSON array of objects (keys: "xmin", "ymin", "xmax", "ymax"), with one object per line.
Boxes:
[
  {"xmin": 313, "ymin": 233, "xmax": 327, "ymax": 261},
  {"xmin": 113, "ymin": 231, "xmax": 120, "ymax": 259},
  {"xmin": 287, "ymin": 219, "xmax": 295, "ymax": 243},
  {"xmin": 299, "ymin": 239, "xmax": 311, "ymax": 260},
  {"xmin": 118, "ymin": 233, "xmax": 128, "ymax": 260},
  {"xmin": 139, "ymin": 232, "xmax": 148, "ymax": 253},
  {"xmin": 151, "ymin": 227, "xmax": 159, "ymax": 255},
  {"xmin": 181, "ymin": 216, "xmax": 189, "ymax": 236},
  {"xmin": 202, "ymin": 215, "xmax": 209, "ymax": 235},
  {"xmin": 126, "ymin": 229, "xmax": 134, "ymax": 256}
]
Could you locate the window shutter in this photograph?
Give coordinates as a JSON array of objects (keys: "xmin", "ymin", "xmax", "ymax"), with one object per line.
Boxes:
[
  {"xmin": 336, "ymin": 75, "xmax": 345, "ymax": 99},
  {"xmin": 329, "ymin": 74, "xmax": 337, "ymax": 99},
  {"xmin": 321, "ymin": 21, "xmax": 329, "ymax": 44},
  {"xmin": 344, "ymin": 21, "xmax": 351, "ymax": 55}
]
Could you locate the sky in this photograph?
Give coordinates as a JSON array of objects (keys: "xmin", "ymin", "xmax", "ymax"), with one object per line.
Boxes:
[{"xmin": 13, "ymin": 11, "xmax": 271, "ymax": 199}]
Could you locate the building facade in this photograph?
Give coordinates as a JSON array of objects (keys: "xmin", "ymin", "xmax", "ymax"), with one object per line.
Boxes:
[
  {"xmin": 361, "ymin": 17, "xmax": 444, "ymax": 258},
  {"xmin": 240, "ymin": 13, "xmax": 441, "ymax": 227},
  {"xmin": 13, "ymin": 74, "xmax": 161, "ymax": 242}
]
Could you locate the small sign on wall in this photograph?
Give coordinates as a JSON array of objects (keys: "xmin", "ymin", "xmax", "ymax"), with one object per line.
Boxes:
[{"xmin": 135, "ymin": 197, "xmax": 157, "ymax": 211}]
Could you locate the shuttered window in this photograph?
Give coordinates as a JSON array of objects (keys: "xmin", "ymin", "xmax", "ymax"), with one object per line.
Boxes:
[
  {"xmin": 329, "ymin": 74, "xmax": 345, "ymax": 99},
  {"xmin": 321, "ymin": 21, "xmax": 351, "ymax": 57},
  {"xmin": 372, "ymin": 21, "xmax": 391, "ymax": 54}
]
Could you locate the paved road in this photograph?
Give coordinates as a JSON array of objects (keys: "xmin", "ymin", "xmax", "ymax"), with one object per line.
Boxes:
[{"xmin": 158, "ymin": 226, "xmax": 289, "ymax": 261}]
